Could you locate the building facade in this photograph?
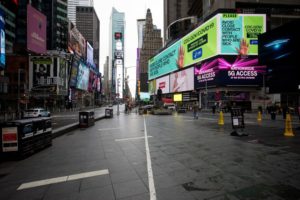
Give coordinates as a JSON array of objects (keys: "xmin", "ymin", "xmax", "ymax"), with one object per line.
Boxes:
[
  {"xmin": 76, "ymin": 6, "xmax": 100, "ymax": 70},
  {"xmin": 164, "ymin": 0, "xmax": 195, "ymax": 44},
  {"xmin": 139, "ymin": 9, "xmax": 162, "ymax": 94},
  {"xmin": 136, "ymin": 19, "xmax": 146, "ymax": 98},
  {"xmin": 67, "ymin": 0, "xmax": 93, "ymax": 25},
  {"xmin": 109, "ymin": 7, "xmax": 125, "ymax": 100}
]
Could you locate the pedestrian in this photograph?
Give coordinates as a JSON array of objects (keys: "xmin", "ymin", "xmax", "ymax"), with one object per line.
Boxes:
[
  {"xmin": 212, "ymin": 102, "xmax": 217, "ymax": 114},
  {"xmin": 193, "ymin": 102, "xmax": 198, "ymax": 119}
]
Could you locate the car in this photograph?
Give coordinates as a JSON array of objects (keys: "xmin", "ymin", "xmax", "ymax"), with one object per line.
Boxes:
[
  {"xmin": 164, "ymin": 103, "xmax": 176, "ymax": 111},
  {"xmin": 23, "ymin": 108, "xmax": 51, "ymax": 118}
]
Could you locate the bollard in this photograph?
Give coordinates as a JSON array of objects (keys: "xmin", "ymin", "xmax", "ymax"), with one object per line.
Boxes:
[
  {"xmin": 284, "ymin": 114, "xmax": 294, "ymax": 137},
  {"xmin": 257, "ymin": 111, "xmax": 262, "ymax": 121},
  {"xmin": 218, "ymin": 111, "xmax": 224, "ymax": 125}
]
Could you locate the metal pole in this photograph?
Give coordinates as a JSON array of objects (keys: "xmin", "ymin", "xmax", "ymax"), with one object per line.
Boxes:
[
  {"xmin": 205, "ymin": 81, "xmax": 208, "ymax": 110},
  {"xmin": 263, "ymin": 74, "xmax": 266, "ymax": 113},
  {"xmin": 17, "ymin": 68, "xmax": 21, "ymax": 115},
  {"xmin": 117, "ymin": 78, "xmax": 120, "ymax": 115}
]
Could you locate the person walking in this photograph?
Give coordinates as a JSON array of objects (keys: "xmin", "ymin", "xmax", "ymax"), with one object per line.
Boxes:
[{"xmin": 193, "ymin": 102, "xmax": 199, "ymax": 119}]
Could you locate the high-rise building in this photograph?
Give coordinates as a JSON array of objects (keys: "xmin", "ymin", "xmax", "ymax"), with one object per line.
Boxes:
[
  {"xmin": 109, "ymin": 7, "xmax": 125, "ymax": 99},
  {"xmin": 164, "ymin": 0, "xmax": 195, "ymax": 43},
  {"xmin": 67, "ymin": 0, "xmax": 93, "ymax": 25},
  {"xmin": 136, "ymin": 19, "xmax": 146, "ymax": 95},
  {"xmin": 76, "ymin": 6, "xmax": 100, "ymax": 70},
  {"xmin": 139, "ymin": 9, "xmax": 162, "ymax": 93}
]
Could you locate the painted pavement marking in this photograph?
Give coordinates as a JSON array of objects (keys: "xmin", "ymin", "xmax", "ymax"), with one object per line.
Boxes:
[
  {"xmin": 17, "ymin": 169, "xmax": 109, "ymax": 190},
  {"xmin": 98, "ymin": 128, "xmax": 120, "ymax": 131},
  {"xmin": 143, "ymin": 116, "xmax": 156, "ymax": 200},
  {"xmin": 115, "ymin": 136, "xmax": 152, "ymax": 142}
]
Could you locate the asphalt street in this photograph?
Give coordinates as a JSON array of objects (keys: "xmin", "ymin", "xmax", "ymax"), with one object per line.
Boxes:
[{"xmin": 1, "ymin": 107, "xmax": 300, "ymax": 200}]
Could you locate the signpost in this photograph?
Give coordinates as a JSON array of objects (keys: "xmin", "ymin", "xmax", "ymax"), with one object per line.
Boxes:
[{"xmin": 230, "ymin": 107, "xmax": 247, "ymax": 136}]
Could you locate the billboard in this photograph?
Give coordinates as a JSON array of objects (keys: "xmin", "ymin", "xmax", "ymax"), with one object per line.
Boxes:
[
  {"xmin": 156, "ymin": 75, "xmax": 170, "ymax": 94},
  {"xmin": 0, "ymin": 9, "xmax": 5, "ymax": 69},
  {"xmin": 68, "ymin": 22, "xmax": 86, "ymax": 58},
  {"xmin": 76, "ymin": 62, "xmax": 90, "ymax": 91},
  {"xmin": 173, "ymin": 93, "xmax": 182, "ymax": 102},
  {"xmin": 27, "ymin": 4, "xmax": 47, "ymax": 54},
  {"xmin": 148, "ymin": 13, "xmax": 266, "ymax": 79},
  {"xmin": 220, "ymin": 13, "xmax": 266, "ymax": 55},
  {"xmin": 149, "ymin": 40, "xmax": 182, "ymax": 80},
  {"xmin": 86, "ymin": 42, "xmax": 93, "ymax": 66},
  {"xmin": 140, "ymin": 92, "xmax": 150, "ymax": 101},
  {"xmin": 148, "ymin": 79, "xmax": 156, "ymax": 95},
  {"xmin": 116, "ymin": 64, "xmax": 123, "ymax": 98},
  {"xmin": 170, "ymin": 67, "xmax": 194, "ymax": 92},
  {"xmin": 69, "ymin": 56, "xmax": 80, "ymax": 87},
  {"xmin": 194, "ymin": 56, "xmax": 266, "ymax": 89}
]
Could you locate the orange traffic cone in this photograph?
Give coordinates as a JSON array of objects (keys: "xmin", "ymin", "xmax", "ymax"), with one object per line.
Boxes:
[
  {"xmin": 218, "ymin": 111, "xmax": 224, "ymax": 125},
  {"xmin": 284, "ymin": 114, "xmax": 294, "ymax": 137},
  {"xmin": 257, "ymin": 111, "xmax": 262, "ymax": 122}
]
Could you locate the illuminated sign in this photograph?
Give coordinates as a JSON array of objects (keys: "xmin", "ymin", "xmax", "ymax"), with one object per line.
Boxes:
[
  {"xmin": 194, "ymin": 56, "xmax": 266, "ymax": 88},
  {"xmin": 173, "ymin": 93, "xmax": 182, "ymax": 102},
  {"xmin": 156, "ymin": 75, "xmax": 170, "ymax": 94},
  {"xmin": 170, "ymin": 67, "xmax": 194, "ymax": 92},
  {"xmin": 148, "ymin": 13, "xmax": 266, "ymax": 79},
  {"xmin": 0, "ymin": 9, "xmax": 5, "ymax": 69},
  {"xmin": 115, "ymin": 32, "xmax": 122, "ymax": 39}
]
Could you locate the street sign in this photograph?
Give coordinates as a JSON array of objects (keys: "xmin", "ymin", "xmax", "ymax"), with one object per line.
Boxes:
[{"xmin": 230, "ymin": 107, "xmax": 245, "ymax": 129}]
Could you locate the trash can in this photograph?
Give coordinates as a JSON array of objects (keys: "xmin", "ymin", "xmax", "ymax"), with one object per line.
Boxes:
[
  {"xmin": 105, "ymin": 108, "xmax": 113, "ymax": 118},
  {"xmin": 79, "ymin": 111, "xmax": 95, "ymax": 128},
  {"xmin": 0, "ymin": 117, "xmax": 52, "ymax": 158},
  {"xmin": 271, "ymin": 112, "xmax": 276, "ymax": 120}
]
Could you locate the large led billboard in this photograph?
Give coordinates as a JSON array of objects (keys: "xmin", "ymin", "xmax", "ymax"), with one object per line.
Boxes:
[
  {"xmin": 0, "ymin": 9, "xmax": 5, "ymax": 69},
  {"xmin": 170, "ymin": 67, "xmax": 194, "ymax": 93},
  {"xmin": 76, "ymin": 62, "xmax": 90, "ymax": 91},
  {"xmin": 69, "ymin": 56, "xmax": 80, "ymax": 87},
  {"xmin": 194, "ymin": 56, "xmax": 266, "ymax": 89},
  {"xmin": 156, "ymin": 75, "xmax": 170, "ymax": 94},
  {"xmin": 68, "ymin": 22, "xmax": 86, "ymax": 58},
  {"xmin": 148, "ymin": 79, "xmax": 156, "ymax": 95},
  {"xmin": 86, "ymin": 42, "xmax": 93, "ymax": 66},
  {"xmin": 148, "ymin": 13, "xmax": 266, "ymax": 80},
  {"xmin": 27, "ymin": 4, "xmax": 47, "ymax": 54}
]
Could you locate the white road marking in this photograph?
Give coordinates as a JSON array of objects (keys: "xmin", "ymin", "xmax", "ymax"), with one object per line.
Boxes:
[
  {"xmin": 98, "ymin": 128, "xmax": 120, "ymax": 131},
  {"xmin": 143, "ymin": 116, "xmax": 156, "ymax": 200},
  {"xmin": 115, "ymin": 136, "xmax": 152, "ymax": 142},
  {"xmin": 17, "ymin": 169, "xmax": 109, "ymax": 190}
]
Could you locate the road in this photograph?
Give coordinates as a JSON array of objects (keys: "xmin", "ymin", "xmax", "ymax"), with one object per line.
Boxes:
[{"xmin": 0, "ymin": 108, "xmax": 300, "ymax": 200}]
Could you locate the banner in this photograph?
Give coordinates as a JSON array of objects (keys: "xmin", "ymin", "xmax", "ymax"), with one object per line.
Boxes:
[
  {"xmin": 76, "ymin": 62, "xmax": 90, "ymax": 91},
  {"xmin": 0, "ymin": 9, "xmax": 5, "ymax": 69},
  {"xmin": 170, "ymin": 67, "xmax": 194, "ymax": 92},
  {"xmin": 156, "ymin": 75, "xmax": 170, "ymax": 94},
  {"xmin": 27, "ymin": 4, "xmax": 47, "ymax": 54}
]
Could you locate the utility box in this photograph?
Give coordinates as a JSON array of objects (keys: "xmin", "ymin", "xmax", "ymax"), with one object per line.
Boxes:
[{"xmin": 105, "ymin": 108, "xmax": 113, "ymax": 118}]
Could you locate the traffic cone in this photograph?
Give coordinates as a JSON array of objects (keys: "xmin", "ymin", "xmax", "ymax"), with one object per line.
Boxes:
[
  {"xmin": 257, "ymin": 111, "xmax": 262, "ymax": 121},
  {"xmin": 284, "ymin": 114, "xmax": 294, "ymax": 137},
  {"xmin": 218, "ymin": 111, "xmax": 224, "ymax": 125}
]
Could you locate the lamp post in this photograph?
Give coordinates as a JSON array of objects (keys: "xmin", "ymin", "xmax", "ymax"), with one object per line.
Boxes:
[
  {"xmin": 165, "ymin": 16, "xmax": 197, "ymax": 44},
  {"xmin": 117, "ymin": 77, "xmax": 120, "ymax": 115}
]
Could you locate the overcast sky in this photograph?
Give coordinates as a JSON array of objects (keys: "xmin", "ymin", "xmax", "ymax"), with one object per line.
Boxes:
[{"xmin": 93, "ymin": 0, "xmax": 164, "ymax": 96}]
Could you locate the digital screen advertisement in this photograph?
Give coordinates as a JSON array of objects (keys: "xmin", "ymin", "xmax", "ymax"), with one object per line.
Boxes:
[
  {"xmin": 0, "ymin": 9, "xmax": 5, "ymax": 69},
  {"xmin": 173, "ymin": 93, "xmax": 182, "ymax": 102},
  {"xmin": 68, "ymin": 22, "xmax": 86, "ymax": 58},
  {"xmin": 148, "ymin": 13, "xmax": 266, "ymax": 79},
  {"xmin": 86, "ymin": 42, "xmax": 93, "ymax": 66},
  {"xmin": 148, "ymin": 40, "xmax": 182, "ymax": 80},
  {"xmin": 194, "ymin": 56, "xmax": 266, "ymax": 89},
  {"xmin": 27, "ymin": 4, "xmax": 47, "ymax": 54},
  {"xmin": 170, "ymin": 67, "xmax": 194, "ymax": 92},
  {"xmin": 220, "ymin": 13, "xmax": 266, "ymax": 55},
  {"xmin": 156, "ymin": 75, "xmax": 170, "ymax": 94},
  {"xmin": 140, "ymin": 92, "xmax": 150, "ymax": 101},
  {"xmin": 69, "ymin": 56, "xmax": 80, "ymax": 87},
  {"xmin": 76, "ymin": 62, "xmax": 90, "ymax": 91},
  {"xmin": 148, "ymin": 80, "xmax": 156, "ymax": 95}
]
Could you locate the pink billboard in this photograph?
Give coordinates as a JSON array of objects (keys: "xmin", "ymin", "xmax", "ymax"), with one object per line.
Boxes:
[{"xmin": 27, "ymin": 4, "xmax": 46, "ymax": 54}]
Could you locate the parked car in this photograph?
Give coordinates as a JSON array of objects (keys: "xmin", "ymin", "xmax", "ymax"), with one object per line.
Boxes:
[
  {"xmin": 23, "ymin": 108, "xmax": 51, "ymax": 118},
  {"xmin": 164, "ymin": 103, "xmax": 176, "ymax": 111}
]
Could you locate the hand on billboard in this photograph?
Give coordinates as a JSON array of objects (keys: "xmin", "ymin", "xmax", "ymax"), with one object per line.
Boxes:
[
  {"xmin": 236, "ymin": 38, "xmax": 249, "ymax": 56},
  {"xmin": 176, "ymin": 46, "xmax": 184, "ymax": 69}
]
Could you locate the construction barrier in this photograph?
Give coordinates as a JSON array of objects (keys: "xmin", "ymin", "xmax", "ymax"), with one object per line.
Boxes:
[
  {"xmin": 284, "ymin": 114, "xmax": 294, "ymax": 137},
  {"xmin": 218, "ymin": 111, "xmax": 224, "ymax": 125}
]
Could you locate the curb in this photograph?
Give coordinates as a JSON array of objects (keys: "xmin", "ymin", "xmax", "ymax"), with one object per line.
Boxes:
[{"xmin": 52, "ymin": 115, "xmax": 106, "ymax": 138}]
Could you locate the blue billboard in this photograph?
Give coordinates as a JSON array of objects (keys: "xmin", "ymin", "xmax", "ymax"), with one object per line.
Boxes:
[{"xmin": 0, "ymin": 9, "xmax": 5, "ymax": 69}]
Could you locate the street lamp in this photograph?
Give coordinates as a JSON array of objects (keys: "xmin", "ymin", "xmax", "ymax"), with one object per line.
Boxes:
[
  {"xmin": 117, "ymin": 77, "xmax": 120, "ymax": 115},
  {"xmin": 165, "ymin": 16, "xmax": 197, "ymax": 44}
]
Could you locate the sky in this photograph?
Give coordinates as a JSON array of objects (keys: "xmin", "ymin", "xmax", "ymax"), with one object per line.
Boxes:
[{"xmin": 93, "ymin": 0, "xmax": 164, "ymax": 97}]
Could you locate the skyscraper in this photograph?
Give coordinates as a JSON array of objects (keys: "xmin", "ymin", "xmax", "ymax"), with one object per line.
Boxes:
[
  {"xmin": 67, "ymin": 0, "xmax": 93, "ymax": 25},
  {"xmin": 139, "ymin": 9, "xmax": 162, "ymax": 93},
  {"xmin": 136, "ymin": 19, "xmax": 146, "ymax": 86},
  {"xmin": 76, "ymin": 6, "xmax": 100, "ymax": 70},
  {"xmin": 109, "ymin": 7, "xmax": 125, "ymax": 99}
]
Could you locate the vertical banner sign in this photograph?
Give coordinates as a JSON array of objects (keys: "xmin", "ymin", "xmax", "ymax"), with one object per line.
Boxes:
[
  {"xmin": 27, "ymin": 4, "xmax": 47, "ymax": 54},
  {"xmin": 0, "ymin": 8, "xmax": 5, "ymax": 69},
  {"xmin": 2, "ymin": 127, "xmax": 18, "ymax": 152}
]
